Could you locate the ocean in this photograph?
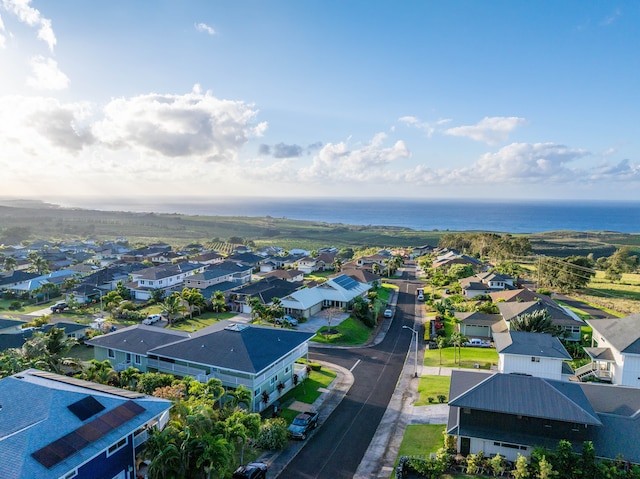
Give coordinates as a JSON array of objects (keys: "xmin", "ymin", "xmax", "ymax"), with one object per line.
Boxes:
[{"xmin": 61, "ymin": 197, "xmax": 640, "ymax": 234}]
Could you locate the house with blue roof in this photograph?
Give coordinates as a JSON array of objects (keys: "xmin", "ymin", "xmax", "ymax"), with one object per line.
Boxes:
[{"xmin": 0, "ymin": 369, "xmax": 171, "ymax": 479}]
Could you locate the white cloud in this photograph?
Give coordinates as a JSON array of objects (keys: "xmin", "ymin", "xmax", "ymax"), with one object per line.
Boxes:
[
  {"xmin": 298, "ymin": 132, "xmax": 410, "ymax": 182},
  {"xmin": 26, "ymin": 55, "xmax": 69, "ymax": 90},
  {"xmin": 195, "ymin": 22, "xmax": 216, "ymax": 35},
  {"xmin": 601, "ymin": 8, "xmax": 621, "ymax": 26},
  {"xmin": 92, "ymin": 87, "xmax": 265, "ymax": 162},
  {"xmin": 455, "ymin": 142, "xmax": 589, "ymax": 182},
  {"xmin": 444, "ymin": 116, "xmax": 526, "ymax": 145},
  {"xmin": 0, "ymin": 13, "xmax": 6, "ymax": 48},
  {"xmin": 2, "ymin": 0, "xmax": 56, "ymax": 51}
]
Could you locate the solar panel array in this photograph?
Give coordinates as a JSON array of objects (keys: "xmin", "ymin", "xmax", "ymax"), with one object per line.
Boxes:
[
  {"xmin": 26, "ymin": 370, "xmax": 144, "ymax": 399},
  {"xmin": 332, "ymin": 274, "xmax": 360, "ymax": 290},
  {"xmin": 67, "ymin": 396, "xmax": 105, "ymax": 421},
  {"xmin": 31, "ymin": 400, "xmax": 146, "ymax": 469}
]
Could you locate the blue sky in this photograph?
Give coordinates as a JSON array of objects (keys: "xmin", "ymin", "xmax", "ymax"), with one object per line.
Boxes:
[{"xmin": 1, "ymin": 0, "xmax": 638, "ymax": 202}]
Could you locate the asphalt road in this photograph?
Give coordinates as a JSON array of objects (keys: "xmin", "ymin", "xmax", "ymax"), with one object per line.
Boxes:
[
  {"xmin": 554, "ymin": 293, "xmax": 618, "ymax": 319},
  {"xmin": 277, "ymin": 273, "xmax": 421, "ymax": 479}
]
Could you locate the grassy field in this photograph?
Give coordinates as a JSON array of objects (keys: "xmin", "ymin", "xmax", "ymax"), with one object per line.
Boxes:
[
  {"xmin": 312, "ymin": 316, "xmax": 374, "ymax": 345},
  {"xmin": 424, "ymin": 346, "xmax": 498, "ymax": 370},
  {"xmin": 416, "ymin": 375, "xmax": 452, "ymax": 406}
]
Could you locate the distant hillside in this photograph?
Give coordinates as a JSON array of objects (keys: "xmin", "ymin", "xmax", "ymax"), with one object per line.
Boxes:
[{"xmin": 0, "ymin": 203, "xmax": 638, "ymax": 255}]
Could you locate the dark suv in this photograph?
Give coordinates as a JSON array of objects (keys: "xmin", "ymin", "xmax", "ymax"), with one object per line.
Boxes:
[{"xmin": 232, "ymin": 462, "xmax": 268, "ymax": 479}]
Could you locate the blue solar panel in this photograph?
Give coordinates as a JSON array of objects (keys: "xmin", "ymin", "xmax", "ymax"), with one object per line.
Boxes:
[{"xmin": 333, "ymin": 274, "xmax": 359, "ymax": 290}]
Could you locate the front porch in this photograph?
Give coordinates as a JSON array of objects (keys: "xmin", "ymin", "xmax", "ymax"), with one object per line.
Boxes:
[{"xmin": 575, "ymin": 347, "xmax": 614, "ymax": 382}]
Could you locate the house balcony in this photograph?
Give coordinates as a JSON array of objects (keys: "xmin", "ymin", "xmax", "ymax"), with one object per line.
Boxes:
[
  {"xmin": 147, "ymin": 358, "xmax": 206, "ymax": 378},
  {"xmin": 115, "ymin": 360, "xmax": 132, "ymax": 372},
  {"xmin": 195, "ymin": 371, "xmax": 253, "ymax": 388}
]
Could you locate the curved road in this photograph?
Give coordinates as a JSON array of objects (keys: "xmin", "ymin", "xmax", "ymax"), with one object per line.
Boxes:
[{"xmin": 278, "ymin": 268, "xmax": 422, "ymax": 479}]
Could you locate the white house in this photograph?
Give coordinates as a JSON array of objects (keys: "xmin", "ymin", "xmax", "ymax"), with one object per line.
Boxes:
[
  {"xmin": 494, "ymin": 331, "xmax": 573, "ymax": 381},
  {"xmin": 579, "ymin": 314, "xmax": 640, "ymax": 387},
  {"xmin": 126, "ymin": 262, "xmax": 206, "ymax": 300}
]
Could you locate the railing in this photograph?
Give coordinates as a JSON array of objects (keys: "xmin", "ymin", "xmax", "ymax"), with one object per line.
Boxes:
[
  {"xmin": 147, "ymin": 358, "xmax": 206, "ymax": 378},
  {"xmin": 115, "ymin": 360, "xmax": 132, "ymax": 372},
  {"xmin": 575, "ymin": 362, "xmax": 612, "ymax": 382},
  {"xmin": 133, "ymin": 429, "xmax": 148, "ymax": 448},
  {"xmin": 575, "ymin": 362, "xmax": 597, "ymax": 378}
]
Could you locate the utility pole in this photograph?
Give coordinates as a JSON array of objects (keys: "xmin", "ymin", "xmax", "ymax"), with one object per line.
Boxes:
[{"xmin": 403, "ymin": 325, "xmax": 419, "ymax": 378}]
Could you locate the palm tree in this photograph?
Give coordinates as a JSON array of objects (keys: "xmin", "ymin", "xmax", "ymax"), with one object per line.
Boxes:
[
  {"xmin": 80, "ymin": 359, "xmax": 119, "ymax": 385},
  {"xmin": 119, "ymin": 366, "xmax": 141, "ymax": 390},
  {"xmin": 162, "ymin": 292, "xmax": 187, "ymax": 325},
  {"xmin": 3, "ymin": 256, "xmax": 17, "ymax": 272},
  {"xmin": 450, "ymin": 331, "xmax": 467, "ymax": 365},
  {"xmin": 510, "ymin": 309, "xmax": 566, "ymax": 337},
  {"xmin": 332, "ymin": 257, "xmax": 342, "ymax": 272},
  {"xmin": 145, "ymin": 427, "xmax": 182, "ymax": 479},
  {"xmin": 225, "ymin": 385, "xmax": 252, "ymax": 410},
  {"xmin": 211, "ymin": 290, "xmax": 227, "ymax": 320},
  {"xmin": 21, "ymin": 326, "xmax": 78, "ymax": 374}
]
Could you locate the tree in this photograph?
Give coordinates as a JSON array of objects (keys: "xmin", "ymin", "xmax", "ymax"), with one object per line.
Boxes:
[
  {"xmin": 490, "ymin": 453, "xmax": 506, "ymax": 477},
  {"xmin": 537, "ymin": 255, "xmax": 595, "ymax": 292},
  {"xmin": 436, "ymin": 336, "xmax": 447, "ymax": 365},
  {"xmin": 579, "ymin": 441, "xmax": 598, "ymax": 479},
  {"xmin": 79, "ymin": 359, "xmax": 120, "ymax": 386},
  {"xmin": 182, "ymin": 287, "xmax": 206, "ymax": 318},
  {"xmin": 119, "ymin": 366, "xmax": 141, "ymax": 390},
  {"xmin": 513, "ymin": 454, "xmax": 530, "ymax": 479},
  {"xmin": 449, "ymin": 331, "xmax": 466, "ymax": 365},
  {"xmin": 321, "ymin": 307, "xmax": 342, "ymax": 333},
  {"xmin": 27, "ymin": 252, "xmax": 49, "ymax": 275},
  {"xmin": 210, "ymin": 290, "xmax": 227, "ymax": 319},
  {"xmin": 163, "ymin": 292, "xmax": 187, "ymax": 325},
  {"xmin": 2, "ymin": 256, "xmax": 17, "ymax": 272},
  {"xmin": 510, "ymin": 309, "xmax": 566, "ymax": 338},
  {"xmin": 332, "ymin": 257, "xmax": 342, "ymax": 272},
  {"xmin": 21, "ymin": 326, "xmax": 79, "ymax": 374},
  {"xmin": 537, "ymin": 455, "xmax": 557, "ymax": 479},
  {"xmin": 150, "ymin": 288, "xmax": 165, "ymax": 303}
]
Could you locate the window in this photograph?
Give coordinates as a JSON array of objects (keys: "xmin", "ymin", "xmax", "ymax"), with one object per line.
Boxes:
[
  {"xmin": 108, "ymin": 349, "xmax": 115, "ymax": 359},
  {"xmin": 531, "ymin": 357, "xmax": 540, "ymax": 363},
  {"xmin": 60, "ymin": 471, "xmax": 78, "ymax": 479},
  {"xmin": 254, "ymin": 387, "xmax": 261, "ymax": 396},
  {"xmin": 285, "ymin": 366, "xmax": 290, "ymax": 373},
  {"xmin": 106, "ymin": 437, "xmax": 128, "ymax": 456},
  {"xmin": 134, "ymin": 355, "xmax": 141, "ymax": 365}
]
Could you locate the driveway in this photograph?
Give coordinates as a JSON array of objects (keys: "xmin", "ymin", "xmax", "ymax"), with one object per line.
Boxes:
[{"xmin": 296, "ymin": 313, "xmax": 350, "ymax": 333}]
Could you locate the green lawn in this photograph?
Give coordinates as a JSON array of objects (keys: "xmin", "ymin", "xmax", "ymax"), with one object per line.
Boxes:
[
  {"xmin": 169, "ymin": 312, "xmax": 237, "ymax": 331},
  {"xmin": 424, "ymin": 346, "xmax": 498, "ymax": 370},
  {"xmin": 69, "ymin": 343, "xmax": 96, "ymax": 362},
  {"xmin": 312, "ymin": 316, "xmax": 373, "ymax": 345},
  {"xmin": 393, "ymin": 424, "xmax": 446, "ymax": 476},
  {"xmin": 416, "ymin": 375, "xmax": 452, "ymax": 406},
  {"xmin": 274, "ymin": 367, "xmax": 337, "ymax": 424}
]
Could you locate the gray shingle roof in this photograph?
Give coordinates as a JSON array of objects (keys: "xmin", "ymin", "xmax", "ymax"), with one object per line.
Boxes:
[
  {"xmin": 149, "ymin": 322, "xmax": 314, "ymax": 374},
  {"xmin": 587, "ymin": 314, "xmax": 640, "ymax": 355},
  {"xmin": 86, "ymin": 325, "xmax": 189, "ymax": 354},
  {"xmin": 449, "ymin": 371, "xmax": 601, "ymax": 425},
  {"xmin": 494, "ymin": 331, "xmax": 572, "ymax": 360}
]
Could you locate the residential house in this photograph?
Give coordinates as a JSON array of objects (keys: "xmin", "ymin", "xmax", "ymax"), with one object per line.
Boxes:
[
  {"xmin": 88, "ymin": 321, "xmax": 314, "ymax": 412},
  {"xmin": 296, "ymin": 256, "xmax": 318, "ymax": 274},
  {"xmin": 578, "ymin": 314, "xmax": 640, "ymax": 387},
  {"xmin": 232, "ymin": 277, "xmax": 303, "ymax": 313},
  {"xmin": 494, "ymin": 331, "xmax": 573, "ymax": 381},
  {"xmin": 0, "ymin": 318, "xmax": 27, "ymax": 334},
  {"xmin": 339, "ymin": 268, "xmax": 382, "ymax": 287},
  {"xmin": 459, "ymin": 272, "xmax": 515, "ymax": 298},
  {"xmin": 189, "ymin": 251, "xmax": 224, "ymax": 265},
  {"xmin": 494, "ymin": 300, "xmax": 586, "ymax": 342},
  {"xmin": 412, "ymin": 244, "xmax": 433, "ymax": 257},
  {"xmin": 280, "ymin": 274, "xmax": 371, "ymax": 318},
  {"xmin": 0, "ymin": 270, "xmax": 39, "ymax": 291},
  {"xmin": 262, "ymin": 269, "xmax": 305, "ymax": 283},
  {"xmin": 488, "ymin": 288, "xmax": 542, "ymax": 303},
  {"xmin": 0, "ymin": 368, "xmax": 171, "ymax": 479},
  {"xmin": 120, "ymin": 244, "xmax": 172, "ymax": 263},
  {"xmin": 433, "ymin": 250, "xmax": 484, "ymax": 272},
  {"xmin": 126, "ymin": 262, "xmax": 206, "ymax": 300},
  {"xmin": 227, "ymin": 252, "xmax": 265, "ymax": 271},
  {"xmin": 183, "ymin": 260, "xmax": 253, "ymax": 291},
  {"xmin": 455, "ymin": 312, "xmax": 503, "ymax": 340},
  {"xmin": 6, "ymin": 269, "xmax": 81, "ymax": 297},
  {"xmin": 447, "ymin": 369, "xmax": 640, "ymax": 464}
]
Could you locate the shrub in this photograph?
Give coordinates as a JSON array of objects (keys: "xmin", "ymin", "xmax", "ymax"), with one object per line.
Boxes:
[
  {"xmin": 428, "ymin": 397, "xmax": 434, "ymax": 403},
  {"xmin": 309, "ymin": 362, "xmax": 322, "ymax": 371},
  {"xmin": 256, "ymin": 417, "xmax": 289, "ymax": 450},
  {"xmin": 9, "ymin": 301, "xmax": 22, "ymax": 310},
  {"xmin": 437, "ymin": 394, "xmax": 446, "ymax": 403}
]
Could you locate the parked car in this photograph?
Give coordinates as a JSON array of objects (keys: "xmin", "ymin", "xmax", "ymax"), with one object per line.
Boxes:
[
  {"xmin": 464, "ymin": 338, "xmax": 491, "ymax": 348},
  {"xmin": 275, "ymin": 315, "xmax": 298, "ymax": 327},
  {"xmin": 50, "ymin": 302, "xmax": 68, "ymax": 313},
  {"xmin": 232, "ymin": 462, "xmax": 268, "ymax": 479},
  {"xmin": 287, "ymin": 411, "xmax": 319, "ymax": 440},
  {"xmin": 384, "ymin": 308, "xmax": 393, "ymax": 318},
  {"xmin": 142, "ymin": 314, "xmax": 162, "ymax": 325}
]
